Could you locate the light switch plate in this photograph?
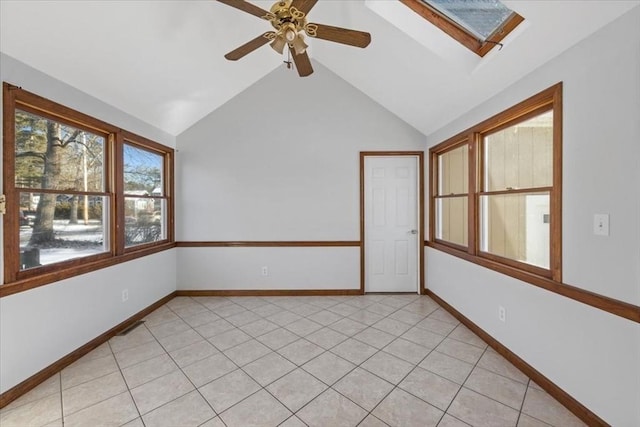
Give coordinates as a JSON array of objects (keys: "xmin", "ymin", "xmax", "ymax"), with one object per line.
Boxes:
[{"xmin": 593, "ymin": 214, "xmax": 609, "ymax": 236}]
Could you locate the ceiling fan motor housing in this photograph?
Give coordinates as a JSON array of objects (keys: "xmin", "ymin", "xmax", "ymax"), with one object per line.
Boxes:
[{"xmin": 269, "ymin": 0, "xmax": 308, "ymax": 34}]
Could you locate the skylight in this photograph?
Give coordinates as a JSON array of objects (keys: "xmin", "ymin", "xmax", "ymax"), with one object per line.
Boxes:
[
  {"xmin": 400, "ymin": 0, "xmax": 524, "ymax": 57},
  {"xmin": 426, "ymin": 0, "xmax": 515, "ymax": 41}
]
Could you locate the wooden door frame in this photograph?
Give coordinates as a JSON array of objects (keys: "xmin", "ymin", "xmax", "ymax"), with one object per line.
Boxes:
[{"xmin": 360, "ymin": 151, "xmax": 425, "ymax": 294}]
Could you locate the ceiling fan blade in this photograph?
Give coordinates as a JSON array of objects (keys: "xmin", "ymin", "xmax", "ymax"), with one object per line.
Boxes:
[
  {"xmin": 225, "ymin": 32, "xmax": 276, "ymax": 61},
  {"xmin": 216, "ymin": 0, "xmax": 272, "ymax": 20},
  {"xmin": 305, "ymin": 23, "xmax": 371, "ymax": 48},
  {"xmin": 290, "ymin": 0, "xmax": 318, "ymax": 16},
  {"xmin": 290, "ymin": 47, "xmax": 313, "ymax": 77}
]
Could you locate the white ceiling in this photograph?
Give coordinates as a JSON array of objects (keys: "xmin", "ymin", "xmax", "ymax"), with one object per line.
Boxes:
[{"xmin": 1, "ymin": 1, "xmax": 638, "ymax": 136}]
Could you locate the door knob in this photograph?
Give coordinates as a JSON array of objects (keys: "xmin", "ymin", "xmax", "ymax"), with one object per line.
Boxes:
[{"xmin": 409, "ymin": 229, "xmax": 418, "ymax": 234}]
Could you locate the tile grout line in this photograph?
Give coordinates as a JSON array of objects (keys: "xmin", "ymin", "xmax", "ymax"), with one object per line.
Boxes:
[
  {"xmin": 210, "ymin": 298, "xmax": 336, "ymax": 425},
  {"xmin": 187, "ymin": 295, "xmax": 408, "ymax": 425},
  {"xmin": 515, "ymin": 379, "xmax": 531, "ymax": 426},
  {"xmin": 165, "ymin": 297, "xmax": 345, "ymax": 424},
  {"xmin": 153, "ymin": 299, "xmax": 225, "ymax": 427},
  {"xmin": 321, "ymin": 297, "xmax": 444, "ymax": 425},
  {"xmin": 207, "ymin": 294, "xmax": 443, "ymax": 426},
  {"xmin": 414, "ymin": 306, "xmax": 568, "ymax": 423},
  {"xmin": 37, "ymin": 294, "xmax": 543, "ymax": 427},
  {"xmin": 466, "ymin": 352, "xmax": 531, "ymax": 386},
  {"xmin": 440, "ymin": 343, "xmax": 490, "ymax": 424},
  {"xmin": 45, "ymin": 296, "xmax": 445, "ymax": 425},
  {"xmin": 58, "ymin": 372, "xmax": 64, "ymax": 427},
  {"xmin": 159, "ymin": 302, "xmax": 230, "ymax": 425},
  {"xmin": 107, "ymin": 340, "xmax": 145, "ymax": 427},
  {"xmin": 56, "ymin": 344, "xmax": 142, "ymax": 424},
  {"xmin": 114, "ymin": 304, "xmax": 226, "ymax": 425},
  {"xmin": 359, "ymin": 309, "xmax": 467, "ymax": 426},
  {"xmin": 515, "ymin": 382, "xmax": 560, "ymax": 427},
  {"xmin": 455, "ymin": 352, "xmax": 535, "ymax": 418}
]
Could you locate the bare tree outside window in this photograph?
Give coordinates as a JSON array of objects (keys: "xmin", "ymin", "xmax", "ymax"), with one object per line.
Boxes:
[
  {"xmin": 15, "ymin": 109, "xmax": 107, "ymax": 269},
  {"xmin": 123, "ymin": 143, "xmax": 165, "ymax": 247},
  {"xmin": 3, "ymin": 83, "xmax": 174, "ymax": 288}
]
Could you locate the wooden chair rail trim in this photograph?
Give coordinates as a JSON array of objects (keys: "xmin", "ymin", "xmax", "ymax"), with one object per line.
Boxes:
[
  {"xmin": 426, "ymin": 241, "xmax": 640, "ymax": 323},
  {"xmin": 426, "ymin": 290, "xmax": 609, "ymax": 426},
  {"xmin": 0, "ymin": 243, "xmax": 176, "ymax": 298},
  {"xmin": 0, "ymin": 292, "xmax": 176, "ymax": 409},
  {"xmin": 175, "ymin": 241, "xmax": 360, "ymax": 247}
]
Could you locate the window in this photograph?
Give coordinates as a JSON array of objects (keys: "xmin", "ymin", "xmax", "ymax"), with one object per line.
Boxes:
[
  {"xmin": 2, "ymin": 83, "xmax": 174, "ymax": 291},
  {"xmin": 400, "ymin": 0, "xmax": 524, "ymax": 57},
  {"xmin": 123, "ymin": 142, "xmax": 167, "ymax": 248},
  {"xmin": 14, "ymin": 109, "xmax": 109, "ymax": 270},
  {"xmin": 480, "ymin": 111, "xmax": 553, "ymax": 270},
  {"xmin": 435, "ymin": 142, "xmax": 469, "ymax": 247},
  {"xmin": 429, "ymin": 83, "xmax": 562, "ymax": 282}
]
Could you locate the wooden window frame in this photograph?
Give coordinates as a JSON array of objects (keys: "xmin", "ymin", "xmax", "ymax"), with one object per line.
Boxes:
[
  {"xmin": 400, "ymin": 0, "xmax": 524, "ymax": 57},
  {"xmin": 431, "ymin": 138, "xmax": 471, "ymax": 252},
  {"xmin": 428, "ymin": 83, "xmax": 562, "ymax": 283},
  {"xmin": 121, "ymin": 134, "xmax": 175, "ymax": 254},
  {"xmin": 2, "ymin": 83, "xmax": 175, "ymax": 297}
]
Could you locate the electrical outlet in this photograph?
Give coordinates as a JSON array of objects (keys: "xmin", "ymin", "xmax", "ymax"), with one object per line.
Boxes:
[
  {"xmin": 593, "ymin": 214, "xmax": 609, "ymax": 236},
  {"xmin": 122, "ymin": 289, "xmax": 129, "ymax": 302},
  {"xmin": 498, "ymin": 306, "xmax": 506, "ymax": 323},
  {"xmin": 261, "ymin": 266, "xmax": 268, "ymax": 276}
]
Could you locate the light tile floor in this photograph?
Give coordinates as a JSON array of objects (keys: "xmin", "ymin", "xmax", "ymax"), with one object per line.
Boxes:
[{"xmin": 0, "ymin": 295, "xmax": 587, "ymax": 427}]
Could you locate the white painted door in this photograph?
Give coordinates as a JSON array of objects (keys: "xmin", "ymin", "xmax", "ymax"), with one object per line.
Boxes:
[{"xmin": 365, "ymin": 156, "xmax": 419, "ymax": 292}]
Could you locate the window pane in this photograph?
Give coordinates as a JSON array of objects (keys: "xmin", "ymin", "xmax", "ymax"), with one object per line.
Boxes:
[
  {"xmin": 124, "ymin": 197, "xmax": 164, "ymax": 247},
  {"xmin": 480, "ymin": 192, "xmax": 550, "ymax": 269},
  {"xmin": 438, "ymin": 144, "xmax": 468, "ymax": 195},
  {"xmin": 15, "ymin": 110, "xmax": 105, "ymax": 191},
  {"xmin": 436, "ymin": 196, "xmax": 468, "ymax": 246},
  {"xmin": 484, "ymin": 111, "xmax": 553, "ymax": 192},
  {"xmin": 19, "ymin": 193, "xmax": 108, "ymax": 270},
  {"xmin": 124, "ymin": 144, "xmax": 163, "ymax": 196},
  {"xmin": 424, "ymin": 0, "xmax": 516, "ymax": 41}
]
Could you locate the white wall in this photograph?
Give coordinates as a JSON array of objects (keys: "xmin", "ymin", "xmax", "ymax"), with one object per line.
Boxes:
[
  {"xmin": 0, "ymin": 250, "xmax": 176, "ymax": 393},
  {"xmin": 176, "ymin": 62, "xmax": 425, "ymax": 290},
  {"xmin": 178, "ymin": 247, "xmax": 358, "ymax": 291},
  {"xmin": 0, "ymin": 54, "xmax": 177, "ymax": 393},
  {"xmin": 425, "ymin": 7, "xmax": 640, "ymax": 426}
]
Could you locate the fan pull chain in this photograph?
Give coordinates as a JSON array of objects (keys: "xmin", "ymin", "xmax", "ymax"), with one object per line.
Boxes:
[{"xmin": 284, "ymin": 49, "xmax": 292, "ymax": 69}]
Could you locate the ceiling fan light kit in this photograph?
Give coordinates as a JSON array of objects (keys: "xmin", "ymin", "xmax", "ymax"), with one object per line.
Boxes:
[{"xmin": 217, "ymin": 0, "xmax": 372, "ymax": 77}]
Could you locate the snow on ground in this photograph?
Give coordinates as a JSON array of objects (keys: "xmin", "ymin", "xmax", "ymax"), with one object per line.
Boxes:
[{"xmin": 20, "ymin": 220, "xmax": 105, "ymax": 267}]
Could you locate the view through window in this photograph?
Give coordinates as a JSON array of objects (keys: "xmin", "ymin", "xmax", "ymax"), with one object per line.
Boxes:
[
  {"xmin": 429, "ymin": 83, "xmax": 561, "ymax": 281},
  {"xmin": 15, "ymin": 109, "xmax": 108, "ymax": 270},
  {"xmin": 123, "ymin": 143, "xmax": 167, "ymax": 248},
  {"xmin": 3, "ymin": 83, "xmax": 174, "ymax": 288}
]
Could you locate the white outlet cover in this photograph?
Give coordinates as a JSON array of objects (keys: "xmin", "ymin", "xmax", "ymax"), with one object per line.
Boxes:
[{"xmin": 593, "ymin": 214, "xmax": 610, "ymax": 236}]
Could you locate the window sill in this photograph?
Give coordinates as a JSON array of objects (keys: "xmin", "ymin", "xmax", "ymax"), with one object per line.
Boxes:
[
  {"xmin": 0, "ymin": 242, "xmax": 176, "ymax": 298},
  {"xmin": 424, "ymin": 240, "xmax": 640, "ymax": 323}
]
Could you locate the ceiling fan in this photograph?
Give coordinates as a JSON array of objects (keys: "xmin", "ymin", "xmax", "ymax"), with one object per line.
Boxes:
[{"xmin": 217, "ymin": 0, "xmax": 371, "ymax": 77}]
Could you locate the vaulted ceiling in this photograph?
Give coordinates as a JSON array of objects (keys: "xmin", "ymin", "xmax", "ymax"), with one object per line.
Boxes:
[{"xmin": 1, "ymin": 1, "xmax": 638, "ymax": 136}]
